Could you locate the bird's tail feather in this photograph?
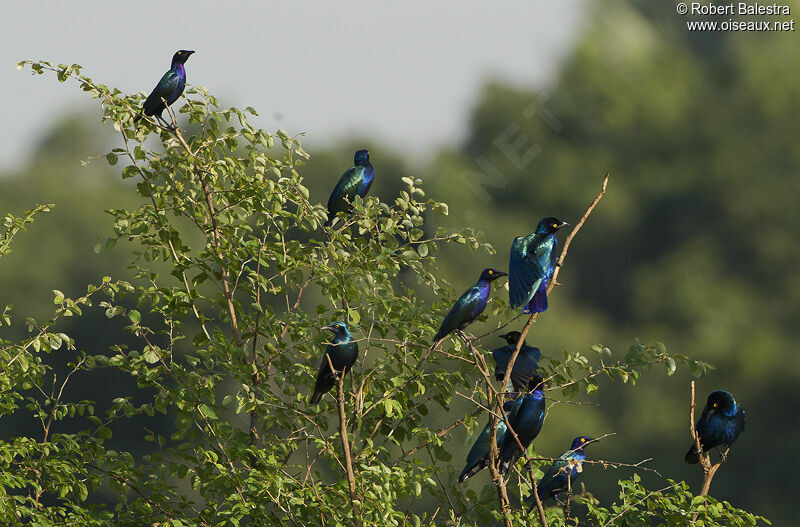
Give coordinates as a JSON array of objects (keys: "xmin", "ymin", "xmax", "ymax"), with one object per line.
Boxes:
[
  {"xmin": 310, "ymin": 390, "xmax": 323, "ymax": 405},
  {"xmin": 457, "ymin": 460, "xmax": 484, "ymax": 483},
  {"xmin": 498, "ymin": 452, "xmax": 517, "ymax": 477},
  {"xmin": 684, "ymin": 445, "xmax": 700, "ymax": 464},
  {"xmin": 430, "ymin": 333, "xmax": 446, "ymax": 351},
  {"xmin": 527, "ymin": 489, "xmax": 551, "ymax": 513},
  {"xmin": 525, "ymin": 290, "xmax": 548, "ymax": 314}
]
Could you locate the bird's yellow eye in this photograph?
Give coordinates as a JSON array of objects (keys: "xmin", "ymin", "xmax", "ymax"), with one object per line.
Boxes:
[
  {"xmin": 488, "ymin": 270, "xmax": 493, "ymax": 274},
  {"xmin": 552, "ymin": 223, "xmax": 558, "ymax": 228},
  {"xmin": 713, "ymin": 403, "xmax": 717, "ymax": 408},
  {"xmin": 581, "ymin": 438, "xmax": 585, "ymax": 442}
]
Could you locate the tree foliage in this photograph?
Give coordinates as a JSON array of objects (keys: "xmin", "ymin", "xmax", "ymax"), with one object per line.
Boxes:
[{"xmin": 0, "ymin": 57, "xmax": 770, "ymax": 526}]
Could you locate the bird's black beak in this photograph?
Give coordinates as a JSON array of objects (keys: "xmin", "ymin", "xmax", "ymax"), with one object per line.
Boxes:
[
  {"xmin": 186, "ymin": 50, "xmax": 196, "ymax": 56},
  {"xmin": 322, "ymin": 324, "xmax": 336, "ymax": 332},
  {"xmin": 495, "ymin": 271, "xmax": 508, "ymax": 278},
  {"xmin": 557, "ymin": 221, "xmax": 569, "ymax": 230}
]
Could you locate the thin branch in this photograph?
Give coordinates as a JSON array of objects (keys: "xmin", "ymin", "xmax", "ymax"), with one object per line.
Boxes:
[
  {"xmin": 119, "ymin": 130, "xmax": 211, "ymax": 341},
  {"xmin": 330, "ymin": 355, "xmax": 361, "ymax": 526},
  {"xmin": 488, "ymin": 173, "xmax": 609, "ymax": 526},
  {"xmin": 689, "ymin": 380, "xmax": 728, "ymax": 523}
]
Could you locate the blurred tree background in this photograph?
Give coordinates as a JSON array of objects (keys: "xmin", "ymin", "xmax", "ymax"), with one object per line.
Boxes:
[{"xmin": 1, "ymin": 1, "xmax": 797, "ymax": 523}]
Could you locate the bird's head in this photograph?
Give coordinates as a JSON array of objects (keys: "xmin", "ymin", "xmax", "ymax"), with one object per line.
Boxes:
[
  {"xmin": 479, "ymin": 268, "xmax": 507, "ymax": 283},
  {"xmin": 706, "ymin": 390, "xmax": 737, "ymax": 416},
  {"xmin": 535, "ymin": 217, "xmax": 569, "ymax": 235},
  {"xmin": 323, "ymin": 321, "xmax": 350, "ymax": 337},
  {"xmin": 172, "ymin": 50, "xmax": 195, "ymax": 65},
  {"xmin": 500, "ymin": 331, "xmax": 523, "ymax": 346},
  {"xmin": 571, "ymin": 436, "xmax": 596, "ymax": 450},
  {"xmin": 354, "ymin": 149, "xmax": 370, "ymax": 165}
]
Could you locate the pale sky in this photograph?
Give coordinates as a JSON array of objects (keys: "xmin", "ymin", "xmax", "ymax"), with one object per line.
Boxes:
[{"xmin": 1, "ymin": 0, "xmax": 585, "ymax": 169}]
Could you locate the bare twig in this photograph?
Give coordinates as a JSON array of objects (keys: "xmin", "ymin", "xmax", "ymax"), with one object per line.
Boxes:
[
  {"xmin": 689, "ymin": 381, "xmax": 727, "ymax": 522},
  {"xmin": 486, "ymin": 173, "xmax": 609, "ymax": 526},
  {"xmin": 330, "ymin": 355, "xmax": 361, "ymax": 526},
  {"xmin": 247, "ymin": 239, "xmax": 265, "ymax": 455}
]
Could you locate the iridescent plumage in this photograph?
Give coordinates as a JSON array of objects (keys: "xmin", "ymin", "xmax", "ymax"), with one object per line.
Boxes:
[
  {"xmin": 324, "ymin": 149, "xmax": 375, "ymax": 227},
  {"xmin": 498, "ymin": 376, "xmax": 546, "ymax": 476},
  {"xmin": 685, "ymin": 390, "xmax": 745, "ymax": 464},
  {"xmin": 508, "ymin": 217, "xmax": 567, "ymax": 314},
  {"xmin": 135, "ymin": 50, "xmax": 194, "ymax": 126},
  {"xmin": 492, "ymin": 331, "xmax": 541, "ymax": 392},
  {"xmin": 310, "ymin": 322, "xmax": 359, "ymax": 405},
  {"xmin": 432, "ymin": 268, "xmax": 507, "ymax": 346},
  {"xmin": 458, "ymin": 397, "xmax": 524, "ymax": 483},
  {"xmin": 533, "ymin": 436, "xmax": 595, "ymax": 503}
]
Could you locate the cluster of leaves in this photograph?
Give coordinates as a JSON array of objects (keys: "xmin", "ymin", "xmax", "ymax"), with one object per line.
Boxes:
[
  {"xmin": 577, "ymin": 474, "xmax": 767, "ymax": 526},
  {"xmin": 0, "ymin": 60, "xmax": 769, "ymax": 526}
]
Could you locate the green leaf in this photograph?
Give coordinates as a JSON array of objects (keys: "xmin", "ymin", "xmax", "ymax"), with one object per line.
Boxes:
[
  {"xmin": 142, "ymin": 346, "xmax": 160, "ymax": 364},
  {"xmin": 52, "ymin": 289, "xmax": 64, "ymax": 304},
  {"xmin": 199, "ymin": 403, "xmax": 218, "ymax": 420},
  {"xmin": 665, "ymin": 357, "xmax": 676, "ymax": 376}
]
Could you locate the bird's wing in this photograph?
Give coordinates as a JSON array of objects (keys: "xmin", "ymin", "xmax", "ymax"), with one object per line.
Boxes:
[
  {"xmin": 461, "ymin": 421, "xmax": 492, "ymax": 471},
  {"xmin": 509, "ymin": 235, "xmax": 546, "ymax": 309},
  {"xmin": 539, "ymin": 457, "xmax": 568, "ymax": 487},
  {"xmin": 327, "ymin": 166, "xmax": 363, "ymax": 212},
  {"xmin": 503, "ymin": 396, "xmax": 524, "ymax": 423},
  {"xmin": 315, "ymin": 347, "xmax": 334, "ymax": 381},
  {"xmin": 144, "ymin": 70, "xmax": 182, "ymax": 111},
  {"xmin": 512, "ymin": 393, "xmax": 546, "ymax": 447},
  {"xmin": 536, "ymin": 452, "xmax": 574, "ymax": 496},
  {"xmin": 492, "ymin": 346, "xmax": 513, "ymax": 381},
  {"xmin": 155, "ymin": 69, "xmax": 181, "ymax": 93},
  {"xmin": 509, "ymin": 349, "xmax": 541, "ymax": 392},
  {"xmin": 436, "ymin": 285, "xmax": 483, "ymax": 339},
  {"xmin": 459, "ymin": 409, "xmax": 511, "ymax": 482},
  {"xmin": 330, "ymin": 340, "xmax": 359, "ymax": 371},
  {"xmin": 493, "ymin": 347, "xmax": 540, "ymax": 390}
]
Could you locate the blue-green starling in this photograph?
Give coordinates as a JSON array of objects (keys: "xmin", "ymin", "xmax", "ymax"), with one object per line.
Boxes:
[{"xmin": 509, "ymin": 217, "xmax": 568, "ymax": 313}]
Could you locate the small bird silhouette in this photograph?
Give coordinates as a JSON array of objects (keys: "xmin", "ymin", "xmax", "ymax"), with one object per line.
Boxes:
[
  {"xmin": 498, "ymin": 376, "xmax": 546, "ymax": 476},
  {"xmin": 134, "ymin": 50, "xmax": 195, "ymax": 127},
  {"xmin": 508, "ymin": 217, "xmax": 568, "ymax": 314},
  {"xmin": 310, "ymin": 322, "xmax": 359, "ymax": 405},
  {"xmin": 324, "ymin": 149, "xmax": 375, "ymax": 227},
  {"xmin": 457, "ymin": 396, "xmax": 524, "ymax": 483},
  {"xmin": 432, "ymin": 268, "xmax": 507, "ymax": 347},
  {"xmin": 531, "ymin": 436, "xmax": 596, "ymax": 504},
  {"xmin": 492, "ymin": 331, "xmax": 541, "ymax": 392},
  {"xmin": 685, "ymin": 390, "xmax": 745, "ymax": 464}
]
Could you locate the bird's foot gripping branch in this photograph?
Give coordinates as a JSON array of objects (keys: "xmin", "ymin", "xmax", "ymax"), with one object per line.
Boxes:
[{"xmin": 3, "ymin": 59, "xmax": 771, "ymax": 526}]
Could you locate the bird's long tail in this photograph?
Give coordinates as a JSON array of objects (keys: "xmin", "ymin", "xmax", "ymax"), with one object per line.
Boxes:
[
  {"xmin": 133, "ymin": 113, "xmax": 143, "ymax": 124},
  {"xmin": 457, "ymin": 460, "xmax": 484, "ymax": 484},
  {"xmin": 684, "ymin": 444, "xmax": 700, "ymax": 464},
  {"xmin": 309, "ymin": 390, "xmax": 324, "ymax": 405},
  {"xmin": 429, "ymin": 333, "xmax": 446, "ymax": 351},
  {"xmin": 498, "ymin": 450, "xmax": 518, "ymax": 477}
]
